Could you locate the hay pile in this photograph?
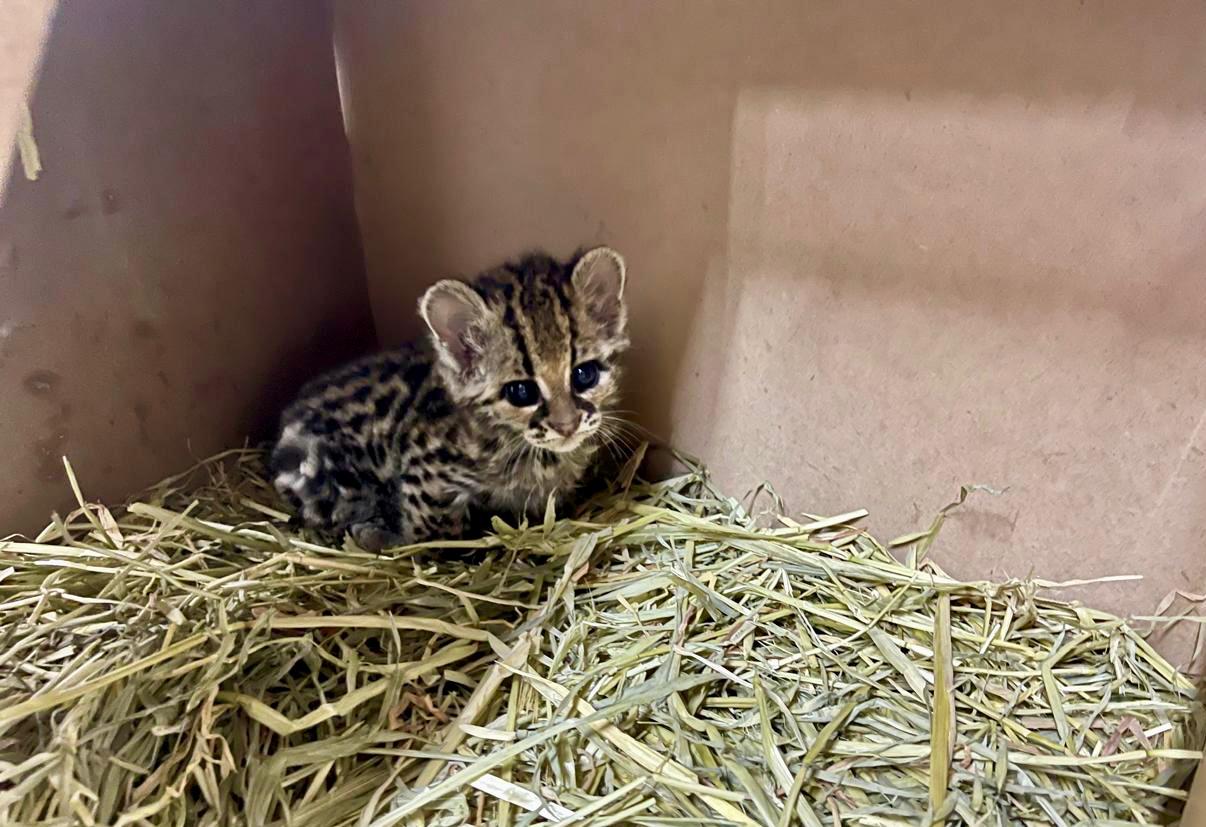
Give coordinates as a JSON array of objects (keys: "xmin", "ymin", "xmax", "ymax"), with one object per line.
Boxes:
[{"xmin": 0, "ymin": 449, "xmax": 1202, "ymax": 826}]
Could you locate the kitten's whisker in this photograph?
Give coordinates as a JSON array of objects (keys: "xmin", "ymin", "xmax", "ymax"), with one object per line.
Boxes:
[
  {"xmin": 592, "ymin": 430, "xmax": 626, "ymax": 463},
  {"xmin": 598, "ymin": 418, "xmax": 643, "ymax": 448},
  {"xmin": 600, "ymin": 425, "xmax": 656, "ymax": 454},
  {"xmin": 593, "ymin": 424, "xmax": 638, "ymax": 459},
  {"xmin": 504, "ymin": 440, "xmax": 533, "ymax": 478},
  {"xmin": 602, "ymin": 415, "xmax": 658, "ymax": 441},
  {"xmin": 596, "ymin": 423, "xmax": 632, "ymax": 445}
]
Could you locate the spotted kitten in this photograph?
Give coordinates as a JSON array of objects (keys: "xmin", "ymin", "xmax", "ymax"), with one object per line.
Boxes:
[{"xmin": 270, "ymin": 246, "xmax": 629, "ymax": 551}]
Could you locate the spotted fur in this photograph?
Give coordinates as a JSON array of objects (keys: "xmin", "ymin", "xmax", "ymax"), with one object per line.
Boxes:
[{"xmin": 270, "ymin": 247, "xmax": 629, "ymax": 550}]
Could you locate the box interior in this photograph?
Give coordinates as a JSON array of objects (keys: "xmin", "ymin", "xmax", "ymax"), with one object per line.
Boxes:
[{"xmin": 3, "ymin": 0, "xmax": 1206, "ymax": 812}]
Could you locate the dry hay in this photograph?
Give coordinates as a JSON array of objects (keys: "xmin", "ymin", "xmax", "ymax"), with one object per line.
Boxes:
[{"xmin": 0, "ymin": 449, "xmax": 1202, "ymax": 826}]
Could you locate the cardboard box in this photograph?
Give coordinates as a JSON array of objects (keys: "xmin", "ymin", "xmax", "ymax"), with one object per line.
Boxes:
[{"xmin": 4, "ymin": 0, "xmax": 1203, "ymax": 818}]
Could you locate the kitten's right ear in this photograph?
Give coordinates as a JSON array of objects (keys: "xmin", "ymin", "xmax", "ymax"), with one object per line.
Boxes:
[{"xmin": 419, "ymin": 280, "xmax": 491, "ymax": 374}]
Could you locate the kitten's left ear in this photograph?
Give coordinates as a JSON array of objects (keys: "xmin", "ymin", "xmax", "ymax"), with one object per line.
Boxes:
[{"xmin": 571, "ymin": 246, "xmax": 627, "ymax": 327}]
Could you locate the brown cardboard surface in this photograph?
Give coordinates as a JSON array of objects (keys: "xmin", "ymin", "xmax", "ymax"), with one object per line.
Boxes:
[
  {"xmin": 0, "ymin": 0, "xmax": 374, "ymax": 533},
  {"xmin": 336, "ymin": 0, "xmax": 1206, "ymax": 666},
  {"xmin": 1186, "ymin": 756, "xmax": 1206, "ymax": 826},
  {"xmin": 0, "ymin": 0, "xmax": 53, "ymax": 159}
]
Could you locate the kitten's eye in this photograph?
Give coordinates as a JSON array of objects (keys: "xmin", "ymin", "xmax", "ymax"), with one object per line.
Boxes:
[
  {"xmin": 502, "ymin": 380, "xmax": 540, "ymax": 407},
  {"xmin": 571, "ymin": 361, "xmax": 601, "ymax": 393}
]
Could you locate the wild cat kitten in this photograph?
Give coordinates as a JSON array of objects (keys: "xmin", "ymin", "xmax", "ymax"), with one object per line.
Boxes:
[{"xmin": 270, "ymin": 246, "xmax": 629, "ymax": 551}]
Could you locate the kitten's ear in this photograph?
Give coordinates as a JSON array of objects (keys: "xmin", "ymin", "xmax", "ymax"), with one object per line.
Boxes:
[
  {"xmin": 571, "ymin": 246, "xmax": 626, "ymax": 326},
  {"xmin": 419, "ymin": 280, "xmax": 491, "ymax": 373}
]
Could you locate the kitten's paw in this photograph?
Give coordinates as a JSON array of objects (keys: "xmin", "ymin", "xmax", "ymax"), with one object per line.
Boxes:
[{"xmin": 349, "ymin": 522, "xmax": 403, "ymax": 553}]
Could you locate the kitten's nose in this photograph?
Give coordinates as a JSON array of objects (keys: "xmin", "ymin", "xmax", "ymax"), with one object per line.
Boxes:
[{"xmin": 549, "ymin": 415, "xmax": 580, "ymax": 438}]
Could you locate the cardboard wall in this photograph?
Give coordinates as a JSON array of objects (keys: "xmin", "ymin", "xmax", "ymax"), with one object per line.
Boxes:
[
  {"xmin": 0, "ymin": 0, "xmax": 374, "ymax": 534},
  {"xmin": 336, "ymin": 0, "xmax": 1206, "ymax": 665},
  {"xmin": 0, "ymin": 0, "xmax": 53, "ymax": 152}
]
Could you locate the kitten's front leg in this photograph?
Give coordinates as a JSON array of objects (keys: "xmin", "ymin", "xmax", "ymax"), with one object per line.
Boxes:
[
  {"xmin": 349, "ymin": 520, "xmax": 404, "ymax": 553},
  {"xmin": 398, "ymin": 484, "xmax": 472, "ymax": 544},
  {"xmin": 428, "ymin": 505, "xmax": 471, "ymax": 541},
  {"xmin": 334, "ymin": 497, "xmax": 405, "ymax": 552}
]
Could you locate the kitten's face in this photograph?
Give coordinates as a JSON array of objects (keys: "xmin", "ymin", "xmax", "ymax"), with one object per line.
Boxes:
[{"xmin": 421, "ymin": 247, "xmax": 629, "ymax": 454}]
